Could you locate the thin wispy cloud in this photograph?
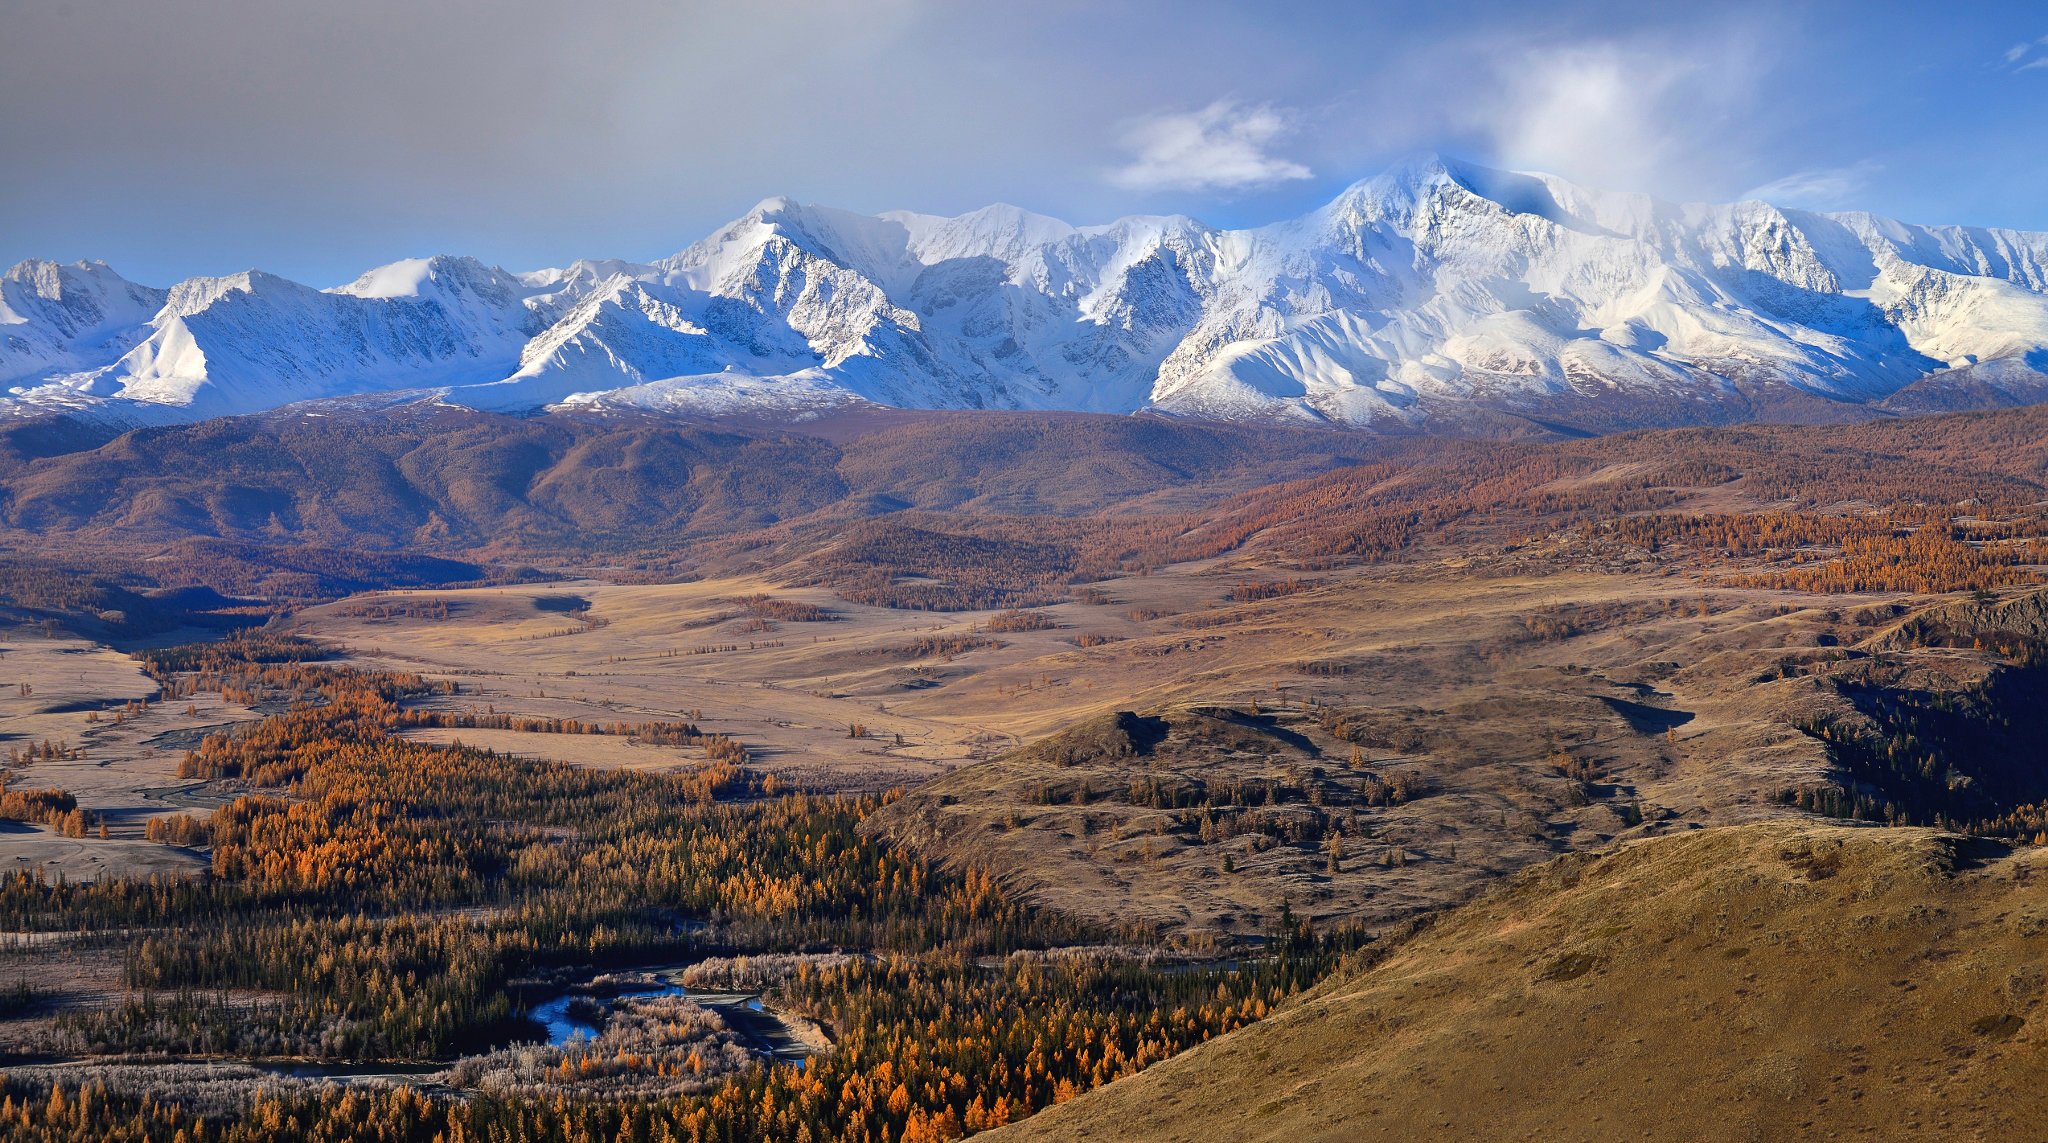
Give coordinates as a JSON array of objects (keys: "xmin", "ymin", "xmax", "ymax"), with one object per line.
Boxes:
[
  {"xmin": 1742, "ymin": 161, "xmax": 1883, "ymax": 209},
  {"xmin": 1108, "ymin": 100, "xmax": 1312, "ymax": 193},
  {"xmin": 2002, "ymin": 34, "xmax": 2048, "ymax": 70}
]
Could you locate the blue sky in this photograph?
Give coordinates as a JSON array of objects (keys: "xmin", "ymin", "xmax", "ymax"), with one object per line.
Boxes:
[{"xmin": 4, "ymin": 0, "xmax": 2045, "ymax": 285}]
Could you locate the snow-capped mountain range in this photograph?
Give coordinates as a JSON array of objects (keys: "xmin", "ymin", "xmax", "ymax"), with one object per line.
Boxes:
[{"xmin": 7, "ymin": 155, "xmax": 2048, "ymax": 430}]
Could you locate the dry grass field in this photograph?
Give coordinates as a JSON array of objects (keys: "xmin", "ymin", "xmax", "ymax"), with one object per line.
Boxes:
[
  {"xmin": 0, "ymin": 635, "xmax": 252, "ymax": 882},
  {"xmin": 862, "ymin": 561, "xmax": 1949, "ymax": 938},
  {"xmin": 295, "ymin": 579, "xmax": 1027, "ymax": 791},
  {"xmin": 988, "ymin": 820, "xmax": 2048, "ymax": 1142},
  {"xmin": 283, "ymin": 552, "xmax": 2000, "ymax": 943}
]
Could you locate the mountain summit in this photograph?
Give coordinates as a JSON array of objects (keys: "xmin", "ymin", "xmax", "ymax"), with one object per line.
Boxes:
[{"xmin": 7, "ymin": 156, "xmax": 2048, "ymax": 430}]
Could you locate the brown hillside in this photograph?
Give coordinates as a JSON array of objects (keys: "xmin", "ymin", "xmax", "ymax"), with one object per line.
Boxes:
[
  {"xmin": 0, "ymin": 406, "xmax": 1373, "ymax": 549},
  {"xmin": 988, "ymin": 821, "xmax": 2048, "ymax": 1142}
]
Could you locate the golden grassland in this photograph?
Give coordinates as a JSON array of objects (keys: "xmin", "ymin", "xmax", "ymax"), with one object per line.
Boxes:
[
  {"xmin": 275, "ymin": 551, "xmax": 2040, "ymax": 947},
  {"xmin": 990, "ymin": 821, "xmax": 2048, "ymax": 1142}
]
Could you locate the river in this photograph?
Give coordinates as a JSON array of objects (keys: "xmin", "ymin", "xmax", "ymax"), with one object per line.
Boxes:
[
  {"xmin": 3, "ymin": 963, "xmax": 817, "ymax": 1090},
  {"xmin": 527, "ymin": 965, "xmax": 812, "ymax": 1065}
]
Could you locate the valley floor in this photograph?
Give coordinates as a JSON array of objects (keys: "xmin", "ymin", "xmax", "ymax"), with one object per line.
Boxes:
[{"xmin": 9, "ymin": 405, "xmax": 2048, "ymax": 1137}]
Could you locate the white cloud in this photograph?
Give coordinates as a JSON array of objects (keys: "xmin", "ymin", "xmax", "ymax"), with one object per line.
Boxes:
[
  {"xmin": 1108, "ymin": 100, "xmax": 1312, "ymax": 193},
  {"xmin": 1741, "ymin": 161, "xmax": 1883, "ymax": 209},
  {"xmin": 1474, "ymin": 42, "xmax": 1745, "ymax": 193},
  {"xmin": 2002, "ymin": 34, "xmax": 2048, "ymax": 69}
]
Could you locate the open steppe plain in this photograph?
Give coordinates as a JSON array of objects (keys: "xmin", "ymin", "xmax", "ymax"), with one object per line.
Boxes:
[{"xmin": 285, "ymin": 551, "xmax": 1929, "ymax": 940}]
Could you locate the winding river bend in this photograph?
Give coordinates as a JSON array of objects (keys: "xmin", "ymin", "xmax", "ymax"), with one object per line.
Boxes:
[
  {"xmin": 2, "ymin": 963, "xmax": 817, "ymax": 1089},
  {"xmin": 527, "ymin": 965, "xmax": 814, "ymax": 1065}
]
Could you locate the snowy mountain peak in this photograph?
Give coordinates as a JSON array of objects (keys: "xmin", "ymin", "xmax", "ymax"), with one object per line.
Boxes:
[
  {"xmin": 1318, "ymin": 153, "xmax": 1630, "ymax": 239},
  {"xmin": 4, "ymin": 257, "xmax": 134, "ymax": 294},
  {"xmin": 891, "ymin": 203, "xmax": 1080, "ymax": 260},
  {"xmin": 334, "ymin": 254, "xmax": 516, "ymax": 299},
  {"xmin": 0, "ymin": 259, "xmax": 169, "ymax": 388},
  {"xmin": 160, "ymin": 269, "xmax": 298, "ymax": 315},
  {"xmin": 8, "ymin": 156, "xmax": 2048, "ymax": 429}
]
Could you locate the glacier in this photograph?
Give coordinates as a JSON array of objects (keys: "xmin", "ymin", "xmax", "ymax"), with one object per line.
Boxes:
[{"xmin": 6, "ymin": 155, "xmax": 2048, "ymax": 430}]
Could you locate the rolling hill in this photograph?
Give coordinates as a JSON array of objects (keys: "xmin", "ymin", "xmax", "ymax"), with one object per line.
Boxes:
[{"xmin": 988, "ymin": 821, "xmax": 2048, "ymax": 1141}]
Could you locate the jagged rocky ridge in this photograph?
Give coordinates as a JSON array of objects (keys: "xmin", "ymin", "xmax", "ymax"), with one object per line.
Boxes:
[{"xmin": 6, "ymin": 155, "xmax": 2048, "ymax": 429}]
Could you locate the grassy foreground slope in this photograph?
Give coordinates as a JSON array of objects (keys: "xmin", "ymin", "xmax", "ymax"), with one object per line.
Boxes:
[{"xmin": 989, "ymin": 821, "xmax": 2048, "ymax": 1141}]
